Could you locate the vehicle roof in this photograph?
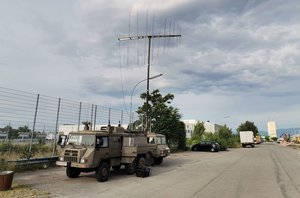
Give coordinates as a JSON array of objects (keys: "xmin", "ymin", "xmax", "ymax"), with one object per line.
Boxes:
[
  {"xmin": 69, "ymin": 130, "xmax": 145, "ymax": 137},
  {"xmin": 197, "ymin": 141, "xmax": 218, "ymax": 144},
  {"xmin": 147, "ymin": 132, "xmax": 165, "ymax": 137}
]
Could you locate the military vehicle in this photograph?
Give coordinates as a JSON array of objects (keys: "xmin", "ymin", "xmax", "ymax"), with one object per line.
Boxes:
[
  {"xmin": 56, "ymin": 125, "xmax": 161, "ymax": 182},
  {"xmin": 146, "ymin": 133, "xmax": 170, "ymax": 165}
]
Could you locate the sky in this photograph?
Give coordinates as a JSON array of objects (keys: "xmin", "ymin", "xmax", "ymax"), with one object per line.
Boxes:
[{"xmin": 0, "ymin": 0, "xmax": 300, "ymax": 131}]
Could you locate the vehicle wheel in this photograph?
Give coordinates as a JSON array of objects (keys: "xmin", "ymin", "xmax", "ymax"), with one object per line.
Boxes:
[
  {"xmin": 125, "ymin": 160, "xmax": 136, "ymax": 175},
  {"xmin": 146, "ymin": 153, "xmax": 154, "ymax": 166},
  {"xmin": 154, "ymin": 157, "xmax": 163, "ymax": 165},
  {"xmin": 251, "ymin": 144, "xmax": 255, "ymax": 147},
  {"xmin": 66, "ymin": 167, "xmax": 80, "ymax": 178},
  {"xmin": 112, "ymin": 165, "xmax": 121, "ymax": 171},
  {"xmin": 192, "ymin": 146, "xmax": 197, "ymax": 151},
  {"xmin": 96, "ymin": 162, "xmax": 110, "ymax": 182},
  {"xmin": 211, "ymin": 147, "xmax": 215, "ymax": 152},
  {"xmin": 242, "ymin": 144, "xmax": 246, "ymax": 148},
  {"xmin": 137, "ymin": 156, "xmax": 146, "ymax": 168}
]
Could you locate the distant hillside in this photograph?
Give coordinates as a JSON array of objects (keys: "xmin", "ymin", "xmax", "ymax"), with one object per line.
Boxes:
[
  {"xmin": 277, "ymin": 128, "xmax": 300, "ymax": 136},
  {"xmin": 259, "ymin": 128, "xmax": 300, "ymax": 136},
  {"xmin": 259, "ymin": 130, "xmax": 268, "ymax": 136}
]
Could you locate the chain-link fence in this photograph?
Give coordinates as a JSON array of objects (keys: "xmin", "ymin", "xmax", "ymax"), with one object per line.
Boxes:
[{"xmin": 0, "ymin": 87, "xmax": 130, "ymax": 155}]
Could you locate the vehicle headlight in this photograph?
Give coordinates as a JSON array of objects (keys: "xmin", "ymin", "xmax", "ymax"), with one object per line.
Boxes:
[
  {"xmin": 80, "ymin": 158, "xmax": 87, "ymax": 163},
  {"xmin": 59, "ymin": 156, "xmax": 64, "ymax": 161}
]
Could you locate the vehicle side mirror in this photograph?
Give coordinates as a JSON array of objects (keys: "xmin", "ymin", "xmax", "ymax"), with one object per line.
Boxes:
[
  {"xmin": 96, "ymin": 137, "xmax": 103, "ymax": 149},
  {"xmin": 58, "ymin": 135, "xmax": 67, "ymax": 148}
]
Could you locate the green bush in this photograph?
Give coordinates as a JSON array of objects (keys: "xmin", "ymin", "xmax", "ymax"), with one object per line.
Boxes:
[
  {"xmin": 19, "ymin": 146, "xmax": 36, "ymax": 160},
  {"xmin": 0, "ymin": 142, "xmax": 13, "ymax": 154},
  {"xmin": 0, "ymin": 142, "xmax": 53, "ymax": 160},
  {"xmin": 0, "ymin": 158, "xmax": 8, "ymax": 171}
]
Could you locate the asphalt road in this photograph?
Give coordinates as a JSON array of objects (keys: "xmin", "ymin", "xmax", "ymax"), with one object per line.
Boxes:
[{"xmin": 14, "ymin": 143, "xmax": 300, "ymax": 198}]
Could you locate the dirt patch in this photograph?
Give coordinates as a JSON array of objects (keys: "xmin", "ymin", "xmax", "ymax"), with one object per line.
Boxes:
[{"xmin": 0, "ymin": 183, "xmax": 50, "ymax": 198}]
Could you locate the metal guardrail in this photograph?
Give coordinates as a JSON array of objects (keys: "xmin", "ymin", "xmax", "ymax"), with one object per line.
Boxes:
[{"xmin": 7, "ymin": 156, "xmax": 58, "ymax": 167}]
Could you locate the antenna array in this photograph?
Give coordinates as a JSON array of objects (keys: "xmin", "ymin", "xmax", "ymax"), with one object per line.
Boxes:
[{"xmin": 118, "ymin": 11, "xmax": 182, "ymax": 132}]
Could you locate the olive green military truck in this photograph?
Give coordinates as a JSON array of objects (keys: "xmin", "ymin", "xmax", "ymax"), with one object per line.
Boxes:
[
  {"xmin": 146, "ymin": 133, "xmax": 170, "ymax": 165},
  {"xmin": 56, "ymin": 126, "xmax": 168, "ymax": 182}
]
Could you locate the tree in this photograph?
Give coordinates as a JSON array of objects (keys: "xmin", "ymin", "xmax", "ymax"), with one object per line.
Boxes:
[
  {"xmin": 175, "ymin": 121, "xmax": 186, "ymax": 150},
  {"xmin": 18, "ymin": 125, "xmax": 31, "ymax": 132},
  {"xmin": 188, "ymin": 121, "xmax": 205, "ymax": 147},
  {"xmin": 193, "ymin": 121, "xmax": 205, "ymax": 140},
  {"xmin": 136, "ymin": 89, "xmax": 185, "ymax": 149},
  {"xmin": 237, "ymin": 121, "xmax": 259, "ymax": 137},
  {"xmin": 218, "ymin": 125, "xmax": 233, "ymax": 141},
  {"xmin": 4, "ymin": 125, "xmax": 19, "ymax": 140}
]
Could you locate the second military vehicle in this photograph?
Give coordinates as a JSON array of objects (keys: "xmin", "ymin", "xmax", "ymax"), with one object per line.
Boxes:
[{"xmin": 146, "ymin": 132, "xmax": 170, "ymax": 165}]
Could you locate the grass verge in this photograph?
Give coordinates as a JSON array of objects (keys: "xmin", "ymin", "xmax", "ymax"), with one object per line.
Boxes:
[{"xmin": 0, "ymin": 183, "xmax": 50, "ymax": 198}]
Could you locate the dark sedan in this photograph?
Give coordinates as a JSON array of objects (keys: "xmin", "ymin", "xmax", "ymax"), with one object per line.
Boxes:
[{"xmin": 191, "ymin": 141, "xmax": 220, "ymax": 152}]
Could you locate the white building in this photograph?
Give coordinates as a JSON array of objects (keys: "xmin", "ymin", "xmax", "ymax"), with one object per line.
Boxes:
[
  {"xmin": 267, "ymin": 120, "xmax": 277, "ymax": 138},
  {"xmin": 182, "ymin": 120, "xmax": 224, "ymax": 138},
  {"xmin": 183, "ymin": 120, "xmax": 198, "ymax": 138}
]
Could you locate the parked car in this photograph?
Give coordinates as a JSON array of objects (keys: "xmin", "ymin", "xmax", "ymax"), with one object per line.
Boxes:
[
  {"xmin": 191, "ymin": 141, "xmax": 220, "ymax": 152},
  {"xmin": 277, "ymin": 137, "xmax": 284, "ymax": 143}
]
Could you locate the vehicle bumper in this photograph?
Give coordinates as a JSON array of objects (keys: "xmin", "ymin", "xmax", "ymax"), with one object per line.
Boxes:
[{"xmin": 56, "ymin": 161, "xmax": 92, "ymax": 168}]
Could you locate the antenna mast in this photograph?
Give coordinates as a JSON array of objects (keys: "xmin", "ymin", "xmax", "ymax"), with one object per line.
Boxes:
[{"xmin": 118, "ymin": 34, "xmax": 180, "ymax": 131}]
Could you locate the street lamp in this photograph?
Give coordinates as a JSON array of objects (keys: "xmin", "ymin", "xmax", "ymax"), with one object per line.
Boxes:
[{"xmin": 129, "ymin": 73, "xmax": 163, "ymax": 130}]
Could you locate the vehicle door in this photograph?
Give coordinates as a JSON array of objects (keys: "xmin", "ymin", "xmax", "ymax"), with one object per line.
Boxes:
[
  {"xmin": 121, "ymin": 136, "xmax": 137, "ymax": 163},
  {"xmin": 199, "ymin": 141, "xmax": 207, "ymax": 151},
  {"xmin": 109, "ymin": 135, "xmax": 121, "ymax": 158},
  {"xmin": 94, "ymin": 136, "xmax": 109, "ymax": 163},
  {"xmin": 205, "ymin": 141, "xmax": 212, "ymax": 151}
]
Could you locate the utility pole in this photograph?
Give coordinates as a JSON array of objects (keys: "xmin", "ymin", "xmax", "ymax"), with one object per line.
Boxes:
[{"xmin": 118, "ymin": 34, "xmax": 181, "ymax": 131}]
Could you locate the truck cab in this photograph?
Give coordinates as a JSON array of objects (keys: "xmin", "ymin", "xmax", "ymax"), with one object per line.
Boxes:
[{"xmin": 146, "ymin": 133, "xmax": 170, "ymax": 165}]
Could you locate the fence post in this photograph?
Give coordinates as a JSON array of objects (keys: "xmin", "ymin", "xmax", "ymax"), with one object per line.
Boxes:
[
  {"xmin": 121, "ymin": 110, "xmax": 123, "ymax": 126},
  {"xmin": 7, "ymin": 122, "xmax": 10, "ymax": 141},
  {"xmin": 131, "ymin": 112, "xmax": 134, "ymax": 130},
  {"xmin": 30, "ymin": 94, "xmax": 40, "ymax": 152},
  {"xmin": 93, "ymin": 105, "xmax": 97, "ymax": 130},
  {"xmin": 90, "ymin": 104, "xmax": 94, "ymax": 129},
  {"xmin": 108, "ymin": 108, "xmax": 111, "ymax": 126},
  {"xmin": 78, "ymin": 102, "xmax": 82, "ymax": 131},
  {"xmin": 52, "ymin": 98, "xmax": 61, "ymax": 157}
]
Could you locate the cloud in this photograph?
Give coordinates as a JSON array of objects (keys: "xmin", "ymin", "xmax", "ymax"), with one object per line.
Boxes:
[{"xmin": 0, "ymin": 0, "xmax": 300, "ymax": 130}]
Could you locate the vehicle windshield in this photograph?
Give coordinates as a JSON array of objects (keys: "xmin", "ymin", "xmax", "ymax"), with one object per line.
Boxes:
[
  {"xmin": 156, "ymin": 136, "xmax": 166, "ymax": 145},
  {"xmin": 67, "ymin": 134, "xmax": 95, "ymax": 146}
]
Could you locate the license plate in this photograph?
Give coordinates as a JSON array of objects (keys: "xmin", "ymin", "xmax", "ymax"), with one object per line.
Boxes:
[{"xmin": 56, "ymin": 161, "xmax": 67, "ymax": 166}]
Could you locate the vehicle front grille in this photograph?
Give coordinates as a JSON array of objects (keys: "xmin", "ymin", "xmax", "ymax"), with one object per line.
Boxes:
[{"xmin": 64, "ymin": 150, "xmax": 78, "ymax": 163}]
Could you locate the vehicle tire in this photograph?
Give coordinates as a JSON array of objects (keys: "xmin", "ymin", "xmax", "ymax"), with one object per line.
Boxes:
[
  {"xmin": 96, "ymin": 162, "xmax": 110, "ymax": 182},
  {"xmin": 125, "ymin": 160, "xmax": 136, "ymax": 175},
  {"xmin": 137, "ymin": 156, "xmax": 146, "ymax": 168},
  {"xmin": 66, "ymin": 167, "xmax": 80, "ymax": 178},
  {"xmin": 211, "ymin": 147, "xmax": 215, "ymax": 152},
  {"xmin": 154, "ymin": 157, "xmax": 163, "ymax": 165},
  {"xmin": 192, "ymin": 146, "xmax": 197, "ymax": 151},
  {"xmin": 251, "ymin": 144, "xmax": 255, "ymax": 147},
  {"xmin": 112, "ymin": 165, "xmax": 121, "ymax": 171},
  {"xmin": 146, "ymin": 153, "xmax": 154, "ymax": 166},
  {"xmin": 242, "ymin": 144, "xmax": 246, "ymax": 148}
]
